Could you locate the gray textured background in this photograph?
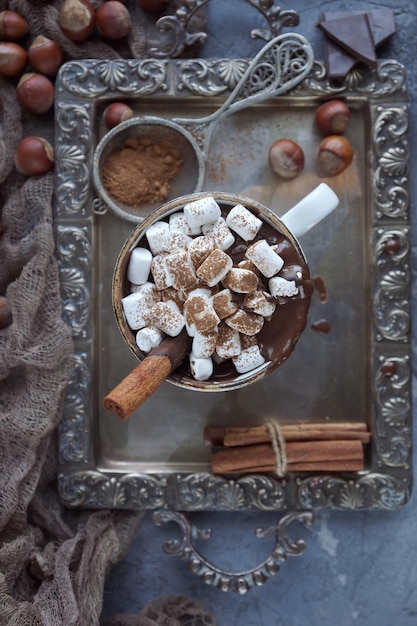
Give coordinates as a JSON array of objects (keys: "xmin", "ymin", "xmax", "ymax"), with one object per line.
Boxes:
[{"xmin": 101, "ymin": 1, "xmax": 417, "ymax": 624}]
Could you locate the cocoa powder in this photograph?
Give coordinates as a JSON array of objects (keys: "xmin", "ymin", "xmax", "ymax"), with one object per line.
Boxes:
[{"xmin": 101, "ymin": 136, "xmax": 183, "ymax": 206}]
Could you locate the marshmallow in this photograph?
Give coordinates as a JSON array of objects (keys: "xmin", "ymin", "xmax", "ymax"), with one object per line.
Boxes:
[
  {"xmin": 130, "ymin": 279, "xmax": 159, "ymax": 297},
  {"xmin": 169, "ymin": 211, "xmax": 201, "ymax": 236},
  {"xmin": 164, "ymin": 231, "xmax": 193, "ymax": 252},
  {"xmin": 212, "ymin": 289, "xmax": 238, "ymax": 319},
  {"xmin": 244, "ymin": 290, "xmax": 276, "ymax": 317},
  {"xmin": 127, "ymin": 247, "xmax": 152, "ymax": 285},
  {"xmin": 202, "ymin": 217, "xmax": 235, "ymax": 250},
  {"xmin": 189, "ymin": 351, "xmax": 213, "ymax": 381},
  {"xmin": 237, "ymin": 258, "xmax": 260, "ymax": 275},
  {"xmin": 136, "ymin": 325, "xmax": 164, "ymax": 352},
  {"xmin": 187, "ymin": 286, "xmax": 213, "ymax": 298},
  {"xmin": 134, "ymin": 281, "xmax": 161, "ymax": 303},
  {"xmin": 122, "ymin": 290, "xmax": 155, "ymax": 330},
  {"xmin": 178, "ymin": 282, "xmax": 218, "ymax": 303},
  {"xmin": 225, "ymin": 204, "xmax": 262, "ymax": 241},
  {"xmin": 232, "ymin": 344, "xmax": 265, "ymax": 374},
  {"xmin": 184, "ymin": 293, "xmax": 220, "ymax": 334},
  {"xmin": 150, "ymin": 301, "xmax": 185, "ymax": 337},
  {"xmin": 151, "ymin": 254, "xmax": 173, "ymax": 290},
  {"xmin": 216, "ymin": 322, "xmax": 241, "ymax": 359},
  {"xmin": 188, "ymin": 235, "xmax": 216, "ymax": 271},
  {"xmin": 196, "ymin": 248, "xmax": 233, "ymax": 287},
  {"xmin": 225, "ymin": 309, "xmax": 264, "ymax": 335},
  {"xmin": 222, "ymin": 268, "xmax": 258, "ymax": 293},
  {"xmin": 145, "ymin": 221, "xmax": 170, "ymax": 255},
  {"xmin": 185, "ymin": 318, "xmax": 196, "ymax": 337},
  {"xmin": 268, "ymin": 276, "xmax": 299, "ymax": 298},
  {"xmin": 183, "ymin": 196, "xmax": 221, "ymax": 229},
  {"xmin": 165, "ymin": 249, "xmax": 197, "ymax": 291},
  {"xmin": 245, "ymin": 239, "xmax": 284, "ymax": 278},
  {"xmin": 192, "ymin": 329, "xmax": 217, "ymax": 358},
  {"xmin": 160, "ymin": 286, "xmax": 185, "ymax": 311}
]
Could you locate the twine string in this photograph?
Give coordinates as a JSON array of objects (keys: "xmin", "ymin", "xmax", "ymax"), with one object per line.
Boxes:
[{"xmin": 265, "ymin": 420, "xmax": 288, "ymax": 477}]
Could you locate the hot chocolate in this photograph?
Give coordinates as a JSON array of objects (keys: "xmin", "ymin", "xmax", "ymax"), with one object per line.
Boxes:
[{"xmin": 117, "ymin": 195, "xmax": 312, "ymax": 387}]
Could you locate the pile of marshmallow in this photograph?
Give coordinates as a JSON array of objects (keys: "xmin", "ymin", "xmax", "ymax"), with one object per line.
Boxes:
[{"xmin": 121, "ymin": 196, "xmax": 299, "ymax": 381}]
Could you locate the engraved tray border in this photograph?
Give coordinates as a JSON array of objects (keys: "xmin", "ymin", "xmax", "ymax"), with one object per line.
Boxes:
[{"xmin": 54, "ymin": 56, "xmax": 412, "ymax": 512}]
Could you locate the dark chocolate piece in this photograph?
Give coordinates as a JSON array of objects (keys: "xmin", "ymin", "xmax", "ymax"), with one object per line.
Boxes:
[
  {"xmin": 320, "ymin": 9, "xmax": 396, "ymax": 79},
  {"xmin": 324, "ymin": 39, "xmax": 357, "ymax": 79},
  {"xmin": 318, "ymin": 13, "xmax": 377, "ymax": 67},
  {"xmin": 367, "ymin": 8, "xmax": 396, "ymax": 45},
  {"xmin": 322, "ymin": 9, "xmax": 396, "ymax": 46}
]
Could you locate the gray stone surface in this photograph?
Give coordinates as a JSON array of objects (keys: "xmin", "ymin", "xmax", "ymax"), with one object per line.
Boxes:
[{"xmin": 101, "ymin": 1, "xmax": 417, "ymax": 624}]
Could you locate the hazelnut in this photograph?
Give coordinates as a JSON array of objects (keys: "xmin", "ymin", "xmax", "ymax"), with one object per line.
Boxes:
[
  {"xmin": 103, "ymin": 102, "xmax": 134, "ymax": 128},
  {"xmin": 15, "ymin": 136, "xmax": 54, "ymax": 175},
  {"xmin": 96, "ymin": 1, "xmax": 132, "ymax": 39},
  {"xmin": 28, "ymin": 36, "xmax": 63, "ymax": 76},
  {"xmin": 268, "ymin": 138, "xmax": 304, "ymax": 180},
  {"xmin": 58, "ymin": 0, "xmax": 95, "ymax": 42},
  {"xmin": 316, "ymin": 99, "xmax": 351, "ymax": 135},
  {"xmin": 0, "ymin": 42, "xmax": 27, "ymax": 76},
  {"xmin": 0, "ymin": 10, "xmax": 29, "ymax": 41},
  {"xmin": 16, "ymin": 73, "xmax": 55, "ymax": 114},
  {"xmin": 318, "ymin": 135, "xmax": 353, "ymax": 177}
]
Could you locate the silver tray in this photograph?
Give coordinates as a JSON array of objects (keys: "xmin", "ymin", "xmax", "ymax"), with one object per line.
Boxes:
[{"xmin": 55, "ymin": 55, "xmax": 411, "ymax": 513}]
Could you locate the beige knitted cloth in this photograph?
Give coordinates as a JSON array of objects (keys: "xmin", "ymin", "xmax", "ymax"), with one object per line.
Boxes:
[{"xmin": 0, "ymin": 1, "xmax": 215, "ymax": 624}]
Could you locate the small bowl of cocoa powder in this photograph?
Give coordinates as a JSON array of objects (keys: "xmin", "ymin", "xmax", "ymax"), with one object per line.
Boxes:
[{"xmin": 93, "ymin": 117, "xmax": 205, "ymax": 223}]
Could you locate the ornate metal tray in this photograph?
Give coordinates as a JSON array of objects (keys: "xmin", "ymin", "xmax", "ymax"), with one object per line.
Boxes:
[{"xmin": 54, "ymin": 52, "xmax": 411, "ymax": 515}]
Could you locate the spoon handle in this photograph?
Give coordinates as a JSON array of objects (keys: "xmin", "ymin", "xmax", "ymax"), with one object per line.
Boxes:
[{"xmin": 174, "ymin": 32, "xmax": 314, "ymax": 131}]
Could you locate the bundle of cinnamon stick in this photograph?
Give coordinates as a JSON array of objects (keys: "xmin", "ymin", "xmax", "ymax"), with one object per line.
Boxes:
[{"xmin": 206, "ymin": 422, "xmax": 370, "ymax": 475}]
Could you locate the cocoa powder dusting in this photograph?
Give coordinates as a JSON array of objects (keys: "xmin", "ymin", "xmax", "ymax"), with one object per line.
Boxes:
[{"xmin": 101, "ymin": 136, "xmax": 183, "ymax": 206}]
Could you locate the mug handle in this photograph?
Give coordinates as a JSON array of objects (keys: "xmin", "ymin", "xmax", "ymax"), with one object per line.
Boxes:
[{"xmin": 280, "ymin": 183, "xmax": 339, "ymax": 239}]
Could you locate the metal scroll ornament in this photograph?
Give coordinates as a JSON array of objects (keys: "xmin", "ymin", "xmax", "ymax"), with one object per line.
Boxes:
[
  {"xmin": 149, "ymin": 0, "xmax": 300, "ymax": 58},
  {"xmin": 152, "ymin": 510, "xmax": 314, "ymax": 593}
]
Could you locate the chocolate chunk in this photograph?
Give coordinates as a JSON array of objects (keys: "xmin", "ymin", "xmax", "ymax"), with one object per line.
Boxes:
[
  {"xmin": 322, "ymin": 9, "xmax": 395, "ymax": 46},
  {"xmin": 320, "ymin": 9, "xmax": 396, "ymax": 79},
  {"xmin": 368, "ymin": 8, "xmax": 396, "ymax": 45},
  {"xmin": 324, "ymin": 39, "xmax": 357, "ymax": 79},
  {"xmin": 318, "ymin": 13, "xmax": 377, "ymax": 67}
]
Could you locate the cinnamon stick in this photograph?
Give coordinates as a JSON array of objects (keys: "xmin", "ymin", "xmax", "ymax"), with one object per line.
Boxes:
[
  {"xmin": 103, "ymin": 355, "xmax": 171, "ymax": 420},
  {"xmin": 240, "ymin": 459, "xmax": 365, "ymax": 473},
  {"xmin": 103, "ymin": 330, "xmax": 191, "ymax": 419},
  {"xmin": 210, "ymin": 439, "xmax": 364, "ymax": 474},
  {"xmin": 205, "ymin": 422, "xmax": 370, "ymax": 447},
  {"xmin": 204, "ymin": 426, "xmax": 228, "ymax": 447}
]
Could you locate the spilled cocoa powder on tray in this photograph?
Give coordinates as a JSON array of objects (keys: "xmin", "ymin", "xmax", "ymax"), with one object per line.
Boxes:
[{"xmin": 101, "ymin": 136, "xmax": 183, "ymax": 206}]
